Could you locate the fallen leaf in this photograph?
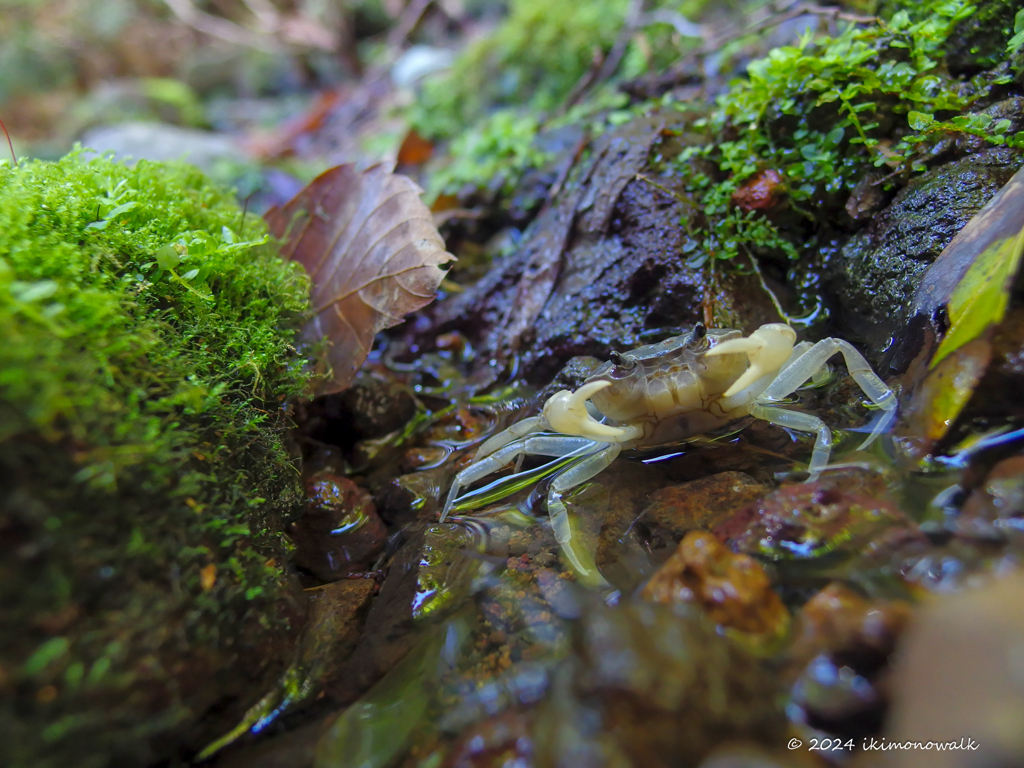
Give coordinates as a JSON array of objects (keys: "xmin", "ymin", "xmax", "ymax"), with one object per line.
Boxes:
[
  {"xmin": 898, "ymin": 338, "xmax": 992, "ymax": 461},
  {"xmin": 731, "ymin": 168, "xmax": 786, "ymax": 212},
  {"xmin": 397, "ymin": 129, "xmax": 434, "ymax": 166},
  {"xmin": 930, "ymin": 220, "xmax": 1024, "ymax": 368},
  {"xmin": 266, "ymin": 164, "xmax": 455, "ymax": 394},
  {"xmin": 895, "ymin": 164, "xmax": 1024, "ymax": 457},
  {"xmin": 910, "ymin": 164, "xmax": 1024, "ymax": 354}
]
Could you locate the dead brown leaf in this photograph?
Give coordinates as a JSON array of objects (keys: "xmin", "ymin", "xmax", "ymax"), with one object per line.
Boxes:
[{"xmin": 266, "ymin": 164, "xmax": 455, "ymax": 394}]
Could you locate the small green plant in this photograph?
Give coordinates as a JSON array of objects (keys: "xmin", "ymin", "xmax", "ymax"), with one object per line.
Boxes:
[
  {"xmin": 1009, "ymin": 8, "xmax": 1024, "ymax": 55},
  {"xmin": 670, "ymin": 0, "xmax": 1022, "ymax": 268}
]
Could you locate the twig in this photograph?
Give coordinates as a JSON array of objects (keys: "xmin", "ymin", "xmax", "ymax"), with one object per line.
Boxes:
[
  {"xmin": 546, "ymin": 133, "xmax": 590, "ymax": 202},
  {"xmin": 433, "ymin": 207, "xmax": 484, "ymax": 227},
  {"xmin": 385, "ymin": 0, "xmax": 433, "ymax": 51},
  {"xmin": 700, "ymin": 1, "xmax": 876, "ymax": 55},
  {"xmin": 560, "ymin": 46, "xmax": 607, "ymax": 115},
  {"xmin": 747, "ymin": 250, "xmax": 792, "ymax": 324},
  {"xmin": 161, "ymin": 0, "xmax": 281, "ymax": 53},
  {"xmin": 0, "ymin": 116, "xmax": 16, "ymax": 167},
  {"xmin": 560, "ymin": 0, "xmax": 647, "ymax": 113}
]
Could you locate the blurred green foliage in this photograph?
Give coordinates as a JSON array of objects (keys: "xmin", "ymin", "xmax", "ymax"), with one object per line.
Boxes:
[
  {"xmin": 426, "ymin": 109, "xmax": 550, "ymax": 198},
  {"xmin": 410, "ymin": 0, "xmax": 632, "ymax": 140},
  {"xmin": 412, "ymin": 0, "xmax": 711, "ymax": 198}
]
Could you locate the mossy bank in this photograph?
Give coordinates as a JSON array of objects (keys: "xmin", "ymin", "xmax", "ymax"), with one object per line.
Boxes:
[{"xmin": 0, "ymin": 152, "xmax": 312, "ymax": 767}]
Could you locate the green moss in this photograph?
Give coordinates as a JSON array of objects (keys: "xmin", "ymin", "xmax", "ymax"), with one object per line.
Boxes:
[
  {"xmin": 0, "ymin": 152, "xmax": 311, "ymax": 767},
  {"xmin": 669, "ymin": 0, "xmax": 1023, "ymax": 268}
]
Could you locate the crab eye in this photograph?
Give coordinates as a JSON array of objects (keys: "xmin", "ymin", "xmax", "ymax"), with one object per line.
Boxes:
[
  {"xmin": 610, "ymin": 351, "xmax": 637, "ymax": 371},
  {"xmin": 688, "ymin": 323, "xmax": 708, "ymax": 349}
]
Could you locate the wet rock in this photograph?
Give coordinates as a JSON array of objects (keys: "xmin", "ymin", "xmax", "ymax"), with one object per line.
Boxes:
[
  {"xmin": 552, "ymin": 459, "xmax": 673, "ymax": 587},
  {"xmin": 536, "ymin": 600, "xmax": 786, "ymax": 767},
  {"xmin": 418, "ymin": 405, "xmax": 494, "ymax": 450},
  {"xmin": 638, "ymin": 472, "xmax": 770, "ymax": 540},
  {"xmin": 717, "ymin": 469, "xmax": 917, "ymax": 564},
  {"xmin": 961, "ymin": 454, "xmax": 1024, "ymax": 524},
  {"xmin": 786, "ymin": 583, "xmax": 911, "ymax": 743},
  {"xmin": 534, "ymin": 355, "xmax": 605, "ymax": 405},
  {"xmin": 828, "ymin": 146, "xmax": 1023, "ymax": 360},
  {"xmin": 325, "ymin": 551, "xmax": 424, "ymax": 704},
  {"xmin": 876, "ymin": 529, "xmax": 1017, "ymax": 594},
  {"xmin": 399, "ymin": 445, "xmax": 452, "ymax": 473},
  {"xmin": 306, "ymin": 579, "xmax": 378, "ymax": 660},
  {"xmin": 375, "ymin": 467, "xmax": 448, "ymax": 526},
  {"xmin": 416, "ymin": 115, "xmax": 777, "ymax": 384},
  {"xmin": 302, "ymin": 370, "xmax": 417, "ymax": 448},
  {"xmin": 642, "ymin": 531, "xmax": 789, "ymax": 640},
  {"xmin": 788, "ymin": 583, "xmax": 911, "ymax": 673},
  {"xmin": 731, "ymin": 169, "xmax": 787, "ymax": 212},
  {"xmin": 886, "ymin": 571, "xmax": 1024, "ymax": 768},
  {"xmin": 325, "ymin": 525, "xmax": 475, "ymax": 705},
  {"xmin": 288, "ymin": 470, "xmax": 387, "ymax": 582},
  {"xmin": 200, "ymin": 579, "xmax": 377, "ymax": 761}
]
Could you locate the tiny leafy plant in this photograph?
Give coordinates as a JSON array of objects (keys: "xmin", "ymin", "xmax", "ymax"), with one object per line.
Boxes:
[{"xmin": 670, "ymin": 0, "xmax": 1023, "ymax": 268}]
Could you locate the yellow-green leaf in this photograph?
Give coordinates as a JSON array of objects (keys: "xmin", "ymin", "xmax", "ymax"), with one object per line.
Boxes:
[{"xmin": 931, "ymin": 225, "xmax": 1024, "ymax": 369}]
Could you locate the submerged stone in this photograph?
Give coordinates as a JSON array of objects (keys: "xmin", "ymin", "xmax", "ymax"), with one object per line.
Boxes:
[
  {"xmin": 288, "ymin": 469, "xmax": 387, "ymax": 582},
  {"xmin": 643, "ymin": 531, "xmax": 790, "ymax": 641}
]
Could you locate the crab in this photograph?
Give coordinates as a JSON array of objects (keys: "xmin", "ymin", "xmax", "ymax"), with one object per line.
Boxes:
[{"xmin": 438, "ymin": 323, "xmax": 897, "ymax": 582}]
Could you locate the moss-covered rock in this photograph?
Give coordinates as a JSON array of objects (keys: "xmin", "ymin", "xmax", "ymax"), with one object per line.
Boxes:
[
  {"xmin": 828, "ymin": 145, "xmax": 1022, "ymax": 356},
  {"xmin": 0, "ymin": 152, "xmax": 312, "ymax": 768}
]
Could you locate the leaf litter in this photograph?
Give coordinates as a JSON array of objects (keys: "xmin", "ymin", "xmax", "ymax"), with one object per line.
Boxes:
[
  {"xmin": 899, "ymin": 164, "xmax": 1024, "ymax": 458},
  {"xmin": 266, "ymin": 163, "xmax": 455, "ymax": 394}
]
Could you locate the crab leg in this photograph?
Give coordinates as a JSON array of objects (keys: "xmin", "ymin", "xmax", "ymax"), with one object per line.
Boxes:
[
  {"xmin": 750, "ymin": 404, "xmax": 832, "ymax": 479},
  {"xmin": 439, "ymin": 435, "xmax": 604, "ymax": 522},
  {"xmin": 472, "ymin": 416, "xmax": 545, "ymax": 460},
  {"xmin": 546, "ymin": 442, "xmax": 622, "ymax": 587},
  {"xmin": 760, "ymin": 338, "xmax": 896, "ymax": 410}
]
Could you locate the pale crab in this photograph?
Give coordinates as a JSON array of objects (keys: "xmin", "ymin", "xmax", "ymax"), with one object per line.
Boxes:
[{"xmin": 438, "ymin": 323, "xmax": 897, "ymax": 581}]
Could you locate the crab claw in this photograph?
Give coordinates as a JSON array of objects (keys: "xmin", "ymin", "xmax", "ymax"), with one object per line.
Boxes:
[
  {"xmin": 543, "ymin": 381, "xmax": 632, "ymax": 441},
  {"xmin": 705, "ymin": 323, "xmax": 797, "ymax": 397}
]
